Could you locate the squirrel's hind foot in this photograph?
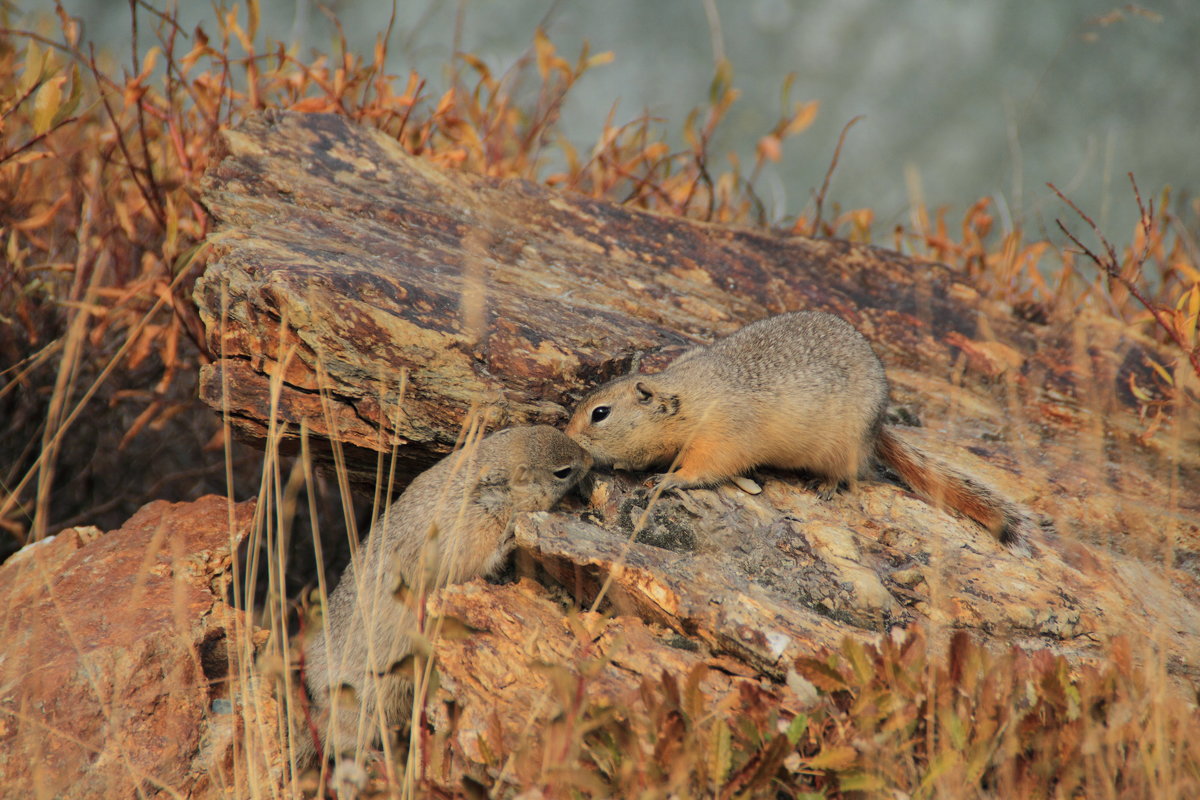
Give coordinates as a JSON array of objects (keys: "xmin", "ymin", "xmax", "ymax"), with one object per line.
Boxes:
[{"xmin": 809, "ymin": 477, "xmax": 844, "ymax": 501}]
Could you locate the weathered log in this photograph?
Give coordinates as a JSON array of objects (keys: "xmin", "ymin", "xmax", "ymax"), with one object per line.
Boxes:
[
  {"xmin": 191, "ymin": 113, "xmax": 1003, "ymax": 478},
  {"xmin": 193, "ymin": 112, "xmax": 1200, "ymax": 788},
  {"xmin": 195, "ymin": 112, "xmax": 1197, "ymax": 542},
  {"xmin": 515, "ymin": 474, "xmax": 1200, "ymax": 679}
]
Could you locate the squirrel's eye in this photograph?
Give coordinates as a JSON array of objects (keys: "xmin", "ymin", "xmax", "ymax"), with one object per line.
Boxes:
[
  {"xmin": 590, "ymin": 405, "xmax": 611, "ymax": 423},
  {"xmin": 552, "ymin": 466, "xmax": 574, "ymax": 480}
]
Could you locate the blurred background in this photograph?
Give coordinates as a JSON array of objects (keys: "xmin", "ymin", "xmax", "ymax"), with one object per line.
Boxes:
[{"xmin": 58, "ymin": 0, "xmax": 1198, "ymax": 234}]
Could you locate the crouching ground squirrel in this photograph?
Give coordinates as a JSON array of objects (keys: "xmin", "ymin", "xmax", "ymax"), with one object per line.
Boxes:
[
  {"xmin": 299, "ymin": 425, "xmax": 591, "ymax": 763},
  {"xmin": 566, "ymin": 311, "xmax": 1028, "ymax": 546}
]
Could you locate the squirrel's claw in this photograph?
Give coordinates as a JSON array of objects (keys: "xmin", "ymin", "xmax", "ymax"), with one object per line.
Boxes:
[
  {"xmin": 730, "ymin": 476, "xmax": 763, "ymax": 495},
  {"xmin": 809, "ymin": 478, "xmax": 841, "ymax": 501}
]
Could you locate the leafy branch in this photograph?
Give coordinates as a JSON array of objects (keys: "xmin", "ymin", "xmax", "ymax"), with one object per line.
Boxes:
[{"xmin": 1050, "ymin": 174, "xmax": 1200, "ymax": 381}]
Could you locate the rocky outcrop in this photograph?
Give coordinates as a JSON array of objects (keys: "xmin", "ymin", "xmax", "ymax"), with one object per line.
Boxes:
[{"xmin": 0, "ymin": 496, "xmax": 278, "ymax": 800}]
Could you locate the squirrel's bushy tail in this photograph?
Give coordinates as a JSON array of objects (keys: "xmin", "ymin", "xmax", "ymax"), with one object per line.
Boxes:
[{"xmin": 875, "ymin": 428, "xmax": 1025, "ymax": 547}]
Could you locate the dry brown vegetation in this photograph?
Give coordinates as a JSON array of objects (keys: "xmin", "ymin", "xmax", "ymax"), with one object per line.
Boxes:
[{"xmin": 1, "ymin": 2, "xmax": 1198, "ymax": 798}]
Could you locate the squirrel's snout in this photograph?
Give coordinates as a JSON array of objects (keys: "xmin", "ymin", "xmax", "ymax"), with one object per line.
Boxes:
[{"xmin": 564, "ymin": 414, "xmax": 585, "ymax": 437}]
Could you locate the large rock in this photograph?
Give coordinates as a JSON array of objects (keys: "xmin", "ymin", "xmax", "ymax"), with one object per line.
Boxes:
[{"xmin": 0, "ymin": 496, "xmax": 280, "ymax": 799}]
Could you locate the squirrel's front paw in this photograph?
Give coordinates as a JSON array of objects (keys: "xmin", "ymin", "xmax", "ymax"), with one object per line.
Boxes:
[
  {"xmin": 646, "ymin": 472, "xmax": 735, "ymax": 493},
  {"xmin": 809, "ymin": 478, "xmax": 842, "ymax": 501}
]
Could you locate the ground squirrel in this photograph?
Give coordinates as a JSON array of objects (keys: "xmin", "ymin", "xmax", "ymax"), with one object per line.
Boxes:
[
  {"xmin": 299, "ymin": 425, "xmax": 591, "ymax": 764},
  {"xmin": 565, "ymin": 311, "xmax": 1027, "ymax": 546}
]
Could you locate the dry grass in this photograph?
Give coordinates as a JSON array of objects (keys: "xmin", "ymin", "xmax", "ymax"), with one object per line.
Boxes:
[{"xmin": 1, "ymin": 2, "xmax": 1197, "ymax": 798}]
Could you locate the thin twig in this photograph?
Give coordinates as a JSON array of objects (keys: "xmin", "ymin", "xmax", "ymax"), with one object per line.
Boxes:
[
  {"xmin": 368, "ymin": 0, "xmax": 400, "ymax": 112},
  {"xmin": 0, "ymin": 76, "xmax": 48, "ymax": 125},
  {"xmin": 810, "ymin": 115, "xmax": 862, "ymax": 237},
  {"xmin": 394, "ymin": 76, "xmax": 426, "ymax": 144},
  {"xmin": 128, "ymin": 0, "xmax": 166, "ymax": 223},
  {"xmin": 134, "ymin": 0, "xmax": 188, "ymax": 36},
  {"xmin": 682, "ymin": 146, "xmax": 715, "ymax": 221},
  {"xmin": 0, "ymin": 117, "xmax": 80, "ymax": 168},
  {"xmin": 87, "ymin": 43, "xmax": 166, "ymax": 229}
]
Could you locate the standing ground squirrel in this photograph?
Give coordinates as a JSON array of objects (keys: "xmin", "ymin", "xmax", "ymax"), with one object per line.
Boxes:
[
  {"xmin": 299, "ymin": 425, "xmax": 591, "ymax": 764},
  {"xmin": 565, "ymin": 311, "xmax": 1027, "ymax": 546}
]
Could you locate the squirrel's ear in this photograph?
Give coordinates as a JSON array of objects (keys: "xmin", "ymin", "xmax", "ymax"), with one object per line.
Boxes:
[
  {"xmin": 510, "ymin": 463, "xmax": 531, "ymax": 486},
  {"xmin": 636, "ymin": 380, "xmax": 680, "ymax": 417},
  {"xmin": 478, "ymin": 464, "xmax": 511, "ymax": 489},
  {"xmin": 475, "ymin": 466, "xmax": 511, "ymax": 516}
]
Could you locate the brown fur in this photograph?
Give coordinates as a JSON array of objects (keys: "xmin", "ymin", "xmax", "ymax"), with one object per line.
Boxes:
[
  {"xmin": 875, "ymin": 428, "xmax": 1022, "ymax": 544},
  {"xmin": 298, "ymin": 425, "xmax": 590, "ymax": 765},
  {"xmin": 566, "ymin": 311, "xmax": 1026, "ymax": 547}
]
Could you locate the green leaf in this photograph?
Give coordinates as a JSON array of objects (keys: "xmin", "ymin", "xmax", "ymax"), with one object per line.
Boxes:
[
  {"xmin": 32, "ymin": 75, "xmax": 65, "ymax": 136},
  {"xmin": 17, "ymin": 39, "xmax": 47, "ymax": 98},
  {"xmin": 838, "ymin": 770, "xmax": 886, "ymax": 792},
  {"xmin": 53, "ymin": 64, "xmax": 83, "ymax": 127},
  {"xmin": 785, "ymin": 713, "xmax": 809, "ymax": 746},
  {"xmin": 709, "ymin": 58, "xmax": 733, "ymax": 103}
]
